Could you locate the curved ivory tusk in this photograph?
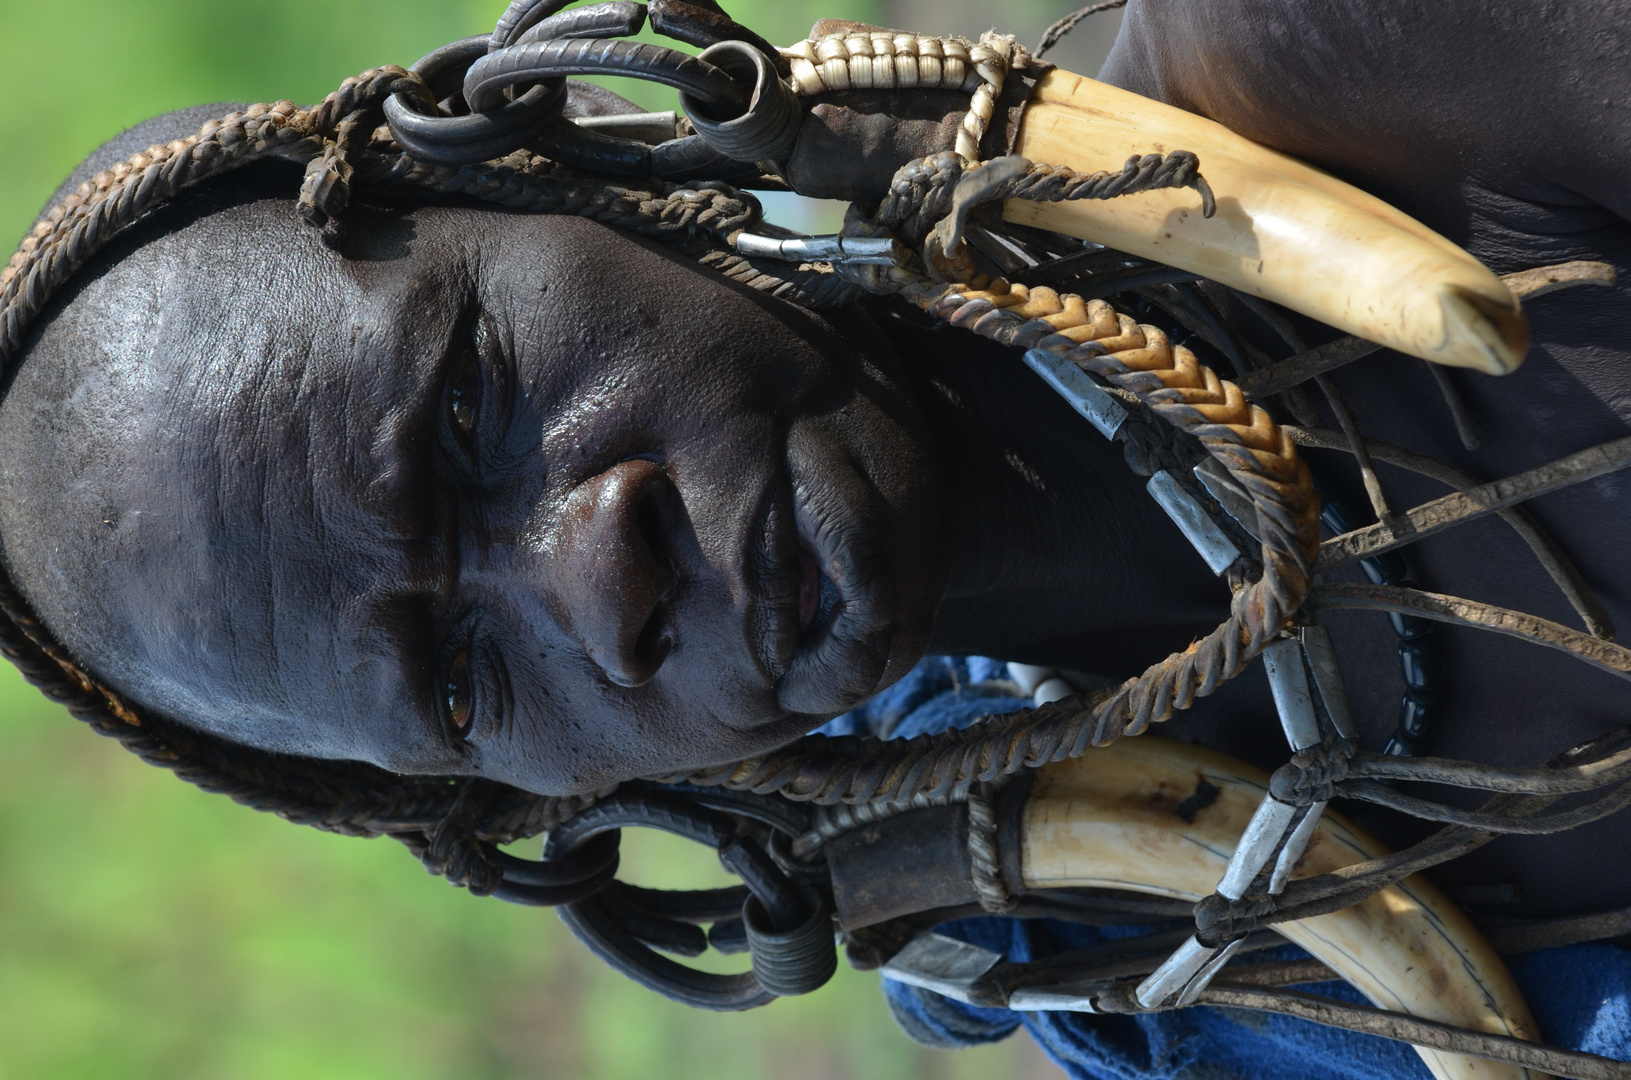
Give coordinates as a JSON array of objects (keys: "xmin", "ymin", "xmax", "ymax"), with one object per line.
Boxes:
[
  {"xmin": 1023, "ymin": 737, "xmax": 1540, "ymax": 1080},
  {"xmin": 1008, "ymin": 70, "xmax": 1528, "ymax": 375}
]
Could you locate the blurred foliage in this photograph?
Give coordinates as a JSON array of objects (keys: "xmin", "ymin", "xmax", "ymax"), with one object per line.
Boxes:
[
  {"xmin": 0, "ymin": 1, "xmax": 1059, "ymax": 1077},
  {"xmin": 0, "ymin": 658, "xmax": 1042, "ymax": 1079}
]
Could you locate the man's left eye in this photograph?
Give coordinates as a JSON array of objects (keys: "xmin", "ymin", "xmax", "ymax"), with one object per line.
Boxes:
[
  {"xmin": 444, "ymin": 649, "xmax": 474, "ymax": 734},
  {"xmin": 447, "ymin": 346, "xmax": 481, "ymax": 440}
]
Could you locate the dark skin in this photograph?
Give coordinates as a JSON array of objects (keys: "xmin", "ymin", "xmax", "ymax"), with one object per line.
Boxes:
[
  {"xmin": 0, "ymin": 153, "xmax": 1222, "ymax": 797},
  {"xmin": 3, "ymin": 0, "xmax": 1628, "ymax": 915}
]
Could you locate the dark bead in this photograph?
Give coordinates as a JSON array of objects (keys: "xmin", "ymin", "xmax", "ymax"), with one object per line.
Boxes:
[
  {"xmin": 1122, "ymin": 440, "xmax": 1158, "ymax": 477},
  {"xmin": 1387, "ymin": 610, "xmax": 1434, "ymax": 640},
  {"xmin": 1384, "ymin": 729, "xmax": 1425, "ymax": 757},
  {"xmin": 1361, "ymin": 549, "xmax": 1409, "ymax": 585},
  {"xmin": 1320, "ymin": 501, "xmax": 1355, "ymax": 536},
  {"xmin": 1398, "ymin": 639, "xmax": 1441, "ymax": 693},
  {"xmin": 1398, "ymin": 691, "xmax": 1435, "ymax": 739}
]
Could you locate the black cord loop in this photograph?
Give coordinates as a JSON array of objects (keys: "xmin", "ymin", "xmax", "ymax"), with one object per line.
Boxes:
[
  {"xmin": 537, "ymin": 790, "xmax": 837, "ymax": 1009},
  {"xmin": 385, "ymin": 4, "xmax": 797, "ymax": 177},
  {"xmin": 510, "ymin": 1, "xmax": 647, "ymax": 48}
]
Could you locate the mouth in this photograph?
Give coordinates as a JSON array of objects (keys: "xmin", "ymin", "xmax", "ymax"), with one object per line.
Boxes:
[
  {"xmin": 771, "ymin": 454, "xmax": 897, "ymax": 716},
  {"xmin": 795, "ymin": 545, "xmax": 840, "ymax": 638},
  {"xmin": 744, "ymin": 452, "xmax": 897, "ymax": 716}
]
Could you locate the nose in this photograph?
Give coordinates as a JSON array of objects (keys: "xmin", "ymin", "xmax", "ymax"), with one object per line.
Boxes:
[{"xmin": 550, "ymin": 458, "xmax": 678, "ymax": 687}]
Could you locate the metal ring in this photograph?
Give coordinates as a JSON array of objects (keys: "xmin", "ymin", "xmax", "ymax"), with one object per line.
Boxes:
[
  {"xmin": 765, "ymin": 829, "xmax": 830, "ymax": 885},
  {"xmin": 618, "ymin": 883, "xmax": 750, "ymax": 922},
  {"xmin": 383, "ymin": 83, "xmax": 565, "ymax": 165},
  {"xmin": 707, "ymin": 916, "xmax": 750, "ymax": 954},
  {"xmin": 546, "ymin": 794, "xmax": 801, "ymax": 931},
  {"xmin": 384, "ymin": 36, "xmax": 567, "ymax": 165},
  {"xmin": 540, "ymin": 790, "xmax": 821, "ymax": 1009},
  {"xmin": 597, "ymin": 881, "xmax": 709, "ymax": 956},
  {"xmin": 464, "ymin": 37, "xmax": 748, "ymax": 114},
  {"xmin": 489, "ymin": 846, "xmax": 619, "ymax": 907},
  {"xmin": 718, "ymin": 834, "xmax": 806, "ymax": 930},
  {"xmin": 649, "ymin": 134, "xmax": 750, "ymax": 182},
  {"xmin": 495, "ymin": 826, "xmax": 619, "ymax": 887},
  {"xmin": 530, "ymin": 114, "xmax": 654, "ymax": 175},
  {"xmin": 680, "ymin": 40, "xmax": 802, "ymax": 167},
  {"xmin": 489, "ymin": 8, "xmax": 667, "ymax": 176},
  {"xmin": 487, "ymin": 813, "xmax": 621, "ymax": 907},
  {"xmin": 393, "ymin": 12, "xmax": 777, "ymax": 176},
  {"xmin": 544, "ymin": 790, "xmax": 735, "ymax": 857},
  {"xmin": 408, "ymin": 34, "xmax": 489, "ymax": 103},
  {"xmin": 644, "ymin": 781, "xmax": 812, "ymax": 838},
  {"xmin": 545, "ymin": 791, "xmax": 801, "ymax": 929},
  {"xmin": 489, "ymin": 0, "xmax": 570, "ymax": 51}
]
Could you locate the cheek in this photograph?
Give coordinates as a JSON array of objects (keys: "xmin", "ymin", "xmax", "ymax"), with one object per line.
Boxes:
[
  {"xmin": 478, "ymin": 607, "xmax": 791, "ymax": 794},
  {"xmin": 478, "ymin": 672, "xmax": 675, "ymax": 792}
]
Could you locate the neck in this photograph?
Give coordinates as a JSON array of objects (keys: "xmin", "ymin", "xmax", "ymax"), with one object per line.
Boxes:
[{"xmin": 872, "ymin": 305, "xmax": 1231, "ymax": 675}]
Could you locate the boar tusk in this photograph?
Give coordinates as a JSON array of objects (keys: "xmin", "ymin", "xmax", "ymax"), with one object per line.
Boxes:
[
  {"xmin": 1022, "ymin": 736, "xmax": 1541, "ymax": 1080},
  {"xmin": 1008, "ymin": 70, "xmax": 1528, "ymax": 375}
]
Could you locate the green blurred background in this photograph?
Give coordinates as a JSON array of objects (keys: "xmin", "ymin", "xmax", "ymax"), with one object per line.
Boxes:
[{"xmin": 0, "ymin": 1, "xmax": 1123, "ymax": 1075}]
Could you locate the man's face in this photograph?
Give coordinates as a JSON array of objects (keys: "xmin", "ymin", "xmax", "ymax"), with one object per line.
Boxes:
[{"xmin": 0, "ymin": 188, "xmax": 948, "ymax": 794}]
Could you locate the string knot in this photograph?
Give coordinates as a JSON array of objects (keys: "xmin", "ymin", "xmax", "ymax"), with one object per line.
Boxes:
[
  {"xmin": 1194, "ymin": 892, "xmax": 1277, "ymax": 947},
  {"xmin": 420, "ymin": 780, "xmax": 503, "ymax": 895},
  {"xmin": 297, "ymin": 66, "xmax": 433, "ymax": 228},
  {"xmin": 1270, "ymin": 739, "xmax": 1354, "ymax": 805}
]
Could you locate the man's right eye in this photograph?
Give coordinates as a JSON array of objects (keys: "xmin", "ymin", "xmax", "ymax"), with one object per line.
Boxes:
[{"xmin": 446, "ymin": 346, "xmax": 481, "ymax": 442}]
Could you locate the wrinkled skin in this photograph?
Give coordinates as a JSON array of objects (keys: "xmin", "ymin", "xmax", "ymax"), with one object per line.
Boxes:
[
  {"xmin": 0, "ymin": 168, "xmax": 957, "ymax": 793},
  {"xmin": 0, "ymin": 149, "xmax": 1218, "ymax": 796},
  {"xmin": 2, "ymin": 0, "xmax": 1629, "ymax": 915}
]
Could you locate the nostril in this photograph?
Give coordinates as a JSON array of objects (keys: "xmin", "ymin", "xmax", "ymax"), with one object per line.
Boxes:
[
  {"xmin": 636, "ymin": 487, "xmax": 670, "ymax": 575},
  {"xmin": 633, "ymin": 604, "xmax": 672, "ymax": 669}
]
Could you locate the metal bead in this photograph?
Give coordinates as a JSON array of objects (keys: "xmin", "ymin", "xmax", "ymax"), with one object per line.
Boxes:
[
  {"xmin": 1361, "ymin": 549, "xmax": 1409, "ymax": 585},
  {"xmin": 1319, "ymin": 500, "xmax": 1355, "ymax": 536}
]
